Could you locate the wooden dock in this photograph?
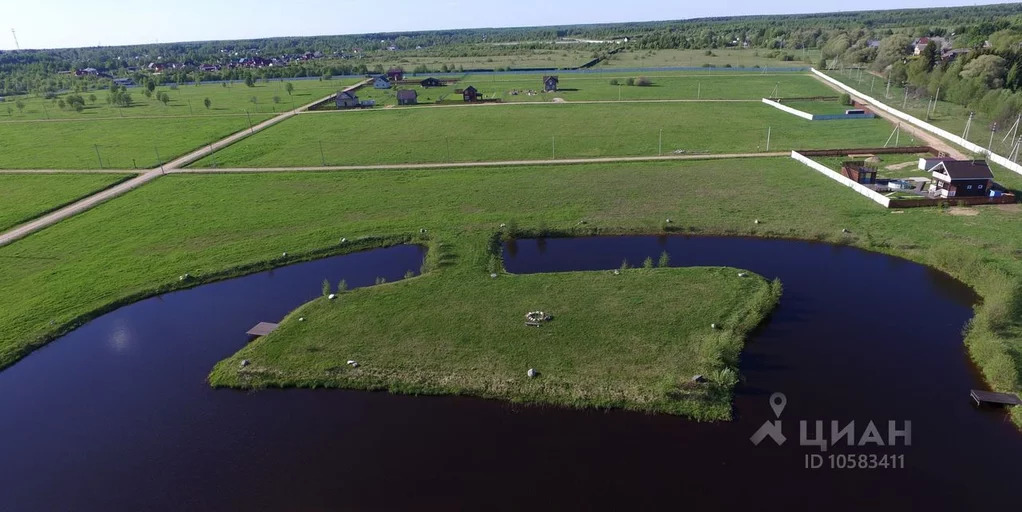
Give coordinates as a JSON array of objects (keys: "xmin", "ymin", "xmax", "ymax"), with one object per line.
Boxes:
[
  {"xmin": 246, "ymin": 322, "xmax": 279, "ymax": 336},
  {"xmin": 970, "ymin": 389, "xmax": 1022, "ymax": 407}
]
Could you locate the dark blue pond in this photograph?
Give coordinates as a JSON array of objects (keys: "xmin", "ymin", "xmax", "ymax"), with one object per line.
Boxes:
[{"xmin": 0, "ymin": 237, "xmax": 1018, "ymax": 511}]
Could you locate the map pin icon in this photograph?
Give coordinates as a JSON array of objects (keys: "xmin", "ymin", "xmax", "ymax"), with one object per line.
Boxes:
[{"xmin": 769, "ymin": 392, "xmax": 787, "ymax": 419}]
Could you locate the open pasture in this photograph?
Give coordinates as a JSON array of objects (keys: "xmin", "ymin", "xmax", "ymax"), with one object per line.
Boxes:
[
  {"xmin": 0, "ymin": 173, "xmax": 133, "ymax": 231},
  {"xmin": 194, "ymin": 101, "xmax": 902, "ymax": 167}
]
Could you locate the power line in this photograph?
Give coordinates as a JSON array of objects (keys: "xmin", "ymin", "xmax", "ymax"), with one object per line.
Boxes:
[{"xmin": 10, "ymin": 28, "xmax": 19, "ymax": 50}]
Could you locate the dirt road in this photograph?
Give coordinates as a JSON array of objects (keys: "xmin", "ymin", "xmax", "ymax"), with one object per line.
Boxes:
[{"xmin": 0, "ymin": 80, "xmax": 370, "ymax": 247}]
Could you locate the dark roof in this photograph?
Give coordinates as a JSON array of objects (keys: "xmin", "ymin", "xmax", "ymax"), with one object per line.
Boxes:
[
  {"xmin": 374, "ymin": 75, "xmax": 390, "ymax": 81},
  {"xmin": 932, "ymin": 160, "xmax": 994, "ymax": 180},
  {"xmin": 463, "ymin": 85, "xmax": 477, "ymax": 93},
  {"xmin": 338, "ymin": 91, "xmax": 357, "ymax": 99},
  {"xmin": 396, "ymin": 89, "xmax": 417, "ymax": 99},
  {"xmin": 543, "ymin": 75, "xmax": 559, "ymax": 81}
]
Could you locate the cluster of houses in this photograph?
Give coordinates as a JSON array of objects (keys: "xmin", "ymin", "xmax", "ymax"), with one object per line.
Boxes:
[
  {"xmin": 840, "ymin": 157, "xmax": 1008, "ymax": 201},
  {"xmin": 335, "ymin": 74, "xmax": 563, "ymax": 109}
]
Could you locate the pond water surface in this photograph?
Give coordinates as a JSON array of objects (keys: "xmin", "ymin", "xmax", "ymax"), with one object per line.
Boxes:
[{"xmin": 1, "ymin": 237, "xmax": 1019, "ymax": 511}]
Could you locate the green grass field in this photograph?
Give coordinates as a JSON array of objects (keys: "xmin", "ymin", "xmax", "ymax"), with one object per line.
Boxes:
[
  {"xmin": 194, "ymin": 102, "xmax": 902, "ymax": 167},
  {"xmin": 597, "ymin": 48, "xmax": 818, "ymax": 69},
  {"xmin": 211, "ymin": 262, "xmax": 779, "ymax": 419},
  {"xmin": 0, "ymin": 79, "xmax": 357, "ymax": 121},
  {"xmin": 0, "ymin": 173, "xmax": 133, "ymax": 230},
  {"xmin": 1, "ymin": 158, "xmax": 1019, "ymax": 424},
  {"xmin": 0, "ymin": 115, "xmax": 275, "ymax": 169},
  {"xmin": 331, "ymin": 73, "xmax": 835, "ymax": 106}
]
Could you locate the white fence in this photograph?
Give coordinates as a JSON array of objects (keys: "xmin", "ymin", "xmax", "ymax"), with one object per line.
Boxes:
[
  {"xmin": 790, "ymin": 151, "xmax": 892, "ymax": 207},
  {"xmin": 761, "ymin": 98, "xmax": 814, "ymax": 120},
  {"xmin": 811, "ymin": 68, "xmax": 1022, "ymax": 177}
]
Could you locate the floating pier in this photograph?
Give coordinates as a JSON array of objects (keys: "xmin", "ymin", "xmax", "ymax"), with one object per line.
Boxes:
[
  {"xmin": 970, "ymin": 389, "xmax": 1022, "ymax": 407},
  {"xmin": 246, "ymin": 322, "xmax": 279, "ymax": 336}
]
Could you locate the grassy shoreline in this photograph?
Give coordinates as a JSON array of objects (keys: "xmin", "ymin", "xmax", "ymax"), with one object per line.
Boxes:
[
  {"xmin": 0, "ymin": 160, "xmax": 1018, "ymax": 425},
  {"xmin": 209, "ymin": 232, "xmax": 782, "ymax": 419}
]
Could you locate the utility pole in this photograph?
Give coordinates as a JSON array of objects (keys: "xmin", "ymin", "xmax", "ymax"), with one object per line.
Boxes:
[
  {"xmin": 870, "ymin": 76, "xmax": 875, "ymax": 94},
  {"xmin": 989, "ymin": 122, "xmax": 997, "ymax": 153},
  {"xmin": 552, "ymin": 136, "xmax": 556, "ymax": 159},
  {"xmin": 885, "ymin": 80, "xmax": 891, "ymax": 99},
  {"xmin": 155, "ymin": 146, "xmax": 164, "ymax": 174},
  {"xmin": 902, "ymin": 87, "xmax": 908, "ymax": 110},
  {"xmin": 187, "ymin": 100, "xmax": 193, "ymax": 115},
  {"xmin": 93, "ymin": 145, "xmax": 103, "ymax": 169},
  {"xmin": 766, "ymin": 127, "xmax": 772, "ymax": 152},
  {"xmin": 319, "ymin": 140, "xmax": 326, "ymax": 166},
  {"xmin": 697, "ymin": 82, "xmax": 701, "ymax": 99},
  {"xmin": 208, "ymin": 142, "xmax": 217, "ymax": 168},
  {"xmin": 10, "ymin": 28, "xmax": 19, "ymax": 50},
  {"xmin": 962, "ymin": 112, "xmax": 974, "ymax": 141},
  {"xmin": 930, "ymin": 87, "xmax": 940, "ymax": 117},
  {"xmin": 658, "ymin": 128, "xmax": 663, "ymax": 156}
]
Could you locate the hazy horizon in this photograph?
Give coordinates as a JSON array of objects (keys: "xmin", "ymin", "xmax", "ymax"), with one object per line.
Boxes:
[{"xmin": 3, "ymin": 0, "xmax": 1019, "ymax": 51}]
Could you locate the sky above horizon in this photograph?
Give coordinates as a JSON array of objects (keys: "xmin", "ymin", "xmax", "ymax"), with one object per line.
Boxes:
[{"xmin": 1, "ymin": 0, "xmax": 1016, "ymax": 50}]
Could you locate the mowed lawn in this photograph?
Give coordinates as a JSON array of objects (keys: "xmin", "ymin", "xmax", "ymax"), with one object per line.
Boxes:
[
  {"xmin": 195, "ymin": 102, "xmax": 903, "ymax": 167},
  {"xmin": 0, "ymin": 79, "xmax": 358, "ymax": 121},
  {"xmin": 0, "ymin": 173, "xmax": 132, "ymax": 230},
  {"xmin": 329, "ymin": 73, "xmax": 835, "ymax": 106},
  {"xmin": 0, "ymin": 115, "xmax": 273, "ymax": 169},
  {"xmin": 211, "ymin": 263, "xmax": 778, "ymax": 419}
]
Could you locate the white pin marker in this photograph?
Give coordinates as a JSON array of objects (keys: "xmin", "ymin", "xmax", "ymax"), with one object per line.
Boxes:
[{"xmin": 769, "ymin": 392, "xmax": 787, "ymax": 419}]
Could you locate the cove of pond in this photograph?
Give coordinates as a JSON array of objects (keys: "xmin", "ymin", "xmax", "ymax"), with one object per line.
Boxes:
[{"xmin": 1, "ymin": 237, "xmax": 1019, "ymax": 510}]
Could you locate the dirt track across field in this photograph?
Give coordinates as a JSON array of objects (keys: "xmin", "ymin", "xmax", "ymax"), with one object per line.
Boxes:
[{"xmin": 0, "ymin": 80, "xmax": 371, "ymax": 247}]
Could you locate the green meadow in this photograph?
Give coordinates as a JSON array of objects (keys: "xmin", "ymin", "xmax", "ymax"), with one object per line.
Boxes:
[
  {"xmin": 0, "ymin": 172, "xmax": 133, "ymax": 230},
  {"xmin": 195, "ymin": 102, "xmax": 903, "ymax": 167}
]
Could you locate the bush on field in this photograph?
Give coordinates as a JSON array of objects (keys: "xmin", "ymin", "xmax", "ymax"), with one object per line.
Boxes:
[{"xmin": 635, "ymin": 76, "xmax": 652, "ymax": 86}]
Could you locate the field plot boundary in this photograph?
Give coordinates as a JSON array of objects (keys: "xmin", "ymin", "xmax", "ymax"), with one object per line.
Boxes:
[
  {"xmin": 790, "ymin": 150, "xmax": 891, "ymax": 207},
  {"xmin": 171, "ymin": 152, "xmax": 790, "ymax": 174},
  {"xmin": 811, "ymin": 68, "xmax": 1022, "ymax": 176}
]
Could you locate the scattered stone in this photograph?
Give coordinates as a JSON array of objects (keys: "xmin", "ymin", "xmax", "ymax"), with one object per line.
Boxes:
[
  {"xmin": 500, "ymin": 223, "xmax": 507, "ymax": 228},
  {"xmin": 490, "ymin": 273, "xmax": 498, "ymax": 278},
  {"xmin": 711, "ymin": 323, "xmax": 718, "ymax": 329},
  {"xmin": 282, "ymin": 252, "xmax": 288, "ymax": 257},
  {"xmin": 842, "ymin": 228, "xmax": 849, "ymax": 233},
  {"xmin": 665, "ymin": 218, "xmax": 672, "ymax": 223},
  {"xmin": 692, "ymin": 374, "xmax": 706, "ymax": 383},
  {"xmin": 419, "ymin": 228, "xmax": 427, "ymax": 234},
  {"xmin": 527, "ymin": 368, "xmax": 538, "ymax": 378},
  {"xmin": 738, "ymin": 272, "xmax": 748, "ymax": 278},
  {"xmin": 298, "ymin": 317, "xmax": 305, "ymax": 322},
  {"xmin": 754, "ymin": 219, "xmax": 761, "ymax": 224},
  {"xmin": 328, "ymin": 294, "xmax": 337, "ymax": 300},
  {"xmin": 613, "ymin": 270, "xmax": 620, "ymax": 275},
  {"xmin": 347, "ymin": 360, "xmax": 359, "ymax": 368},
  {"xmin": 179, "ymin": 273, "xmax": 191, "ymax": 281},
  {"xmin": 240, "ymin": 359, "xmax": 250, "ymax": 367},
  {"xmin": 340, "ymin": 237, "xmax": 347, "ymax": 243}
]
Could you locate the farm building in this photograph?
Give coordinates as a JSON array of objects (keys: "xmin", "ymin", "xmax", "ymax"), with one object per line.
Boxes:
[
  {"xmin": 387, "ymin": 68, "xmax": 404, "ymax": 81},
  {"xmin": 397, "ymin": 89, "xmax": 418, "ymax": 105},
  {"xmin": 840, "ymin": 161, "xmax": 877, "ymax": 185},
  {"xmin": 927, "ymin": 160, "xmax": 994, "ymax": 198},
  {"xmin": 421, "ymin": 77, "xmax": 445, "ymax": 88},
  {"xmin": 462, "ymin": 86, "xmax": 481, "ymax": 102},
  {"xmin": 335, "ymin": 91, "xmax": 359, "ymax": 109},
  {"xmin": 543, "ymin": 76, "xmax": 559, "ymax": 92},
  {"xmin": 374, "ymin": 76, "xmax": 392, "ymax": 89}
]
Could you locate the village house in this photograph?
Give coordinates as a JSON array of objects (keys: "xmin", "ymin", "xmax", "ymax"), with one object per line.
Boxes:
[
  {"xmin": 420, "ymin": 77, "xmax": 444, "ymax": 88},
  {"xmin": 543, "ymin": 75, "xmax": 559, "ymax": 92},
  {"xmin": 927, "ymin": 160, "xmax": 994, "ymax": 198},
  {"xmin": 335, "ymin": 91, "xmax": 359, "ymax": 109},
  {"xmin": 912, "ymin": 37, "xmax": 949, "ymax": 55},
  {"xmin": 387, "ymin": 68, "xmax": 404, "ymax": 81},
  {"xmin": 374, "ymin": 76, "xmax": 392, "ymax": 89},
  {"xmin": 840, "ymin": 161, "xmax": 877, "ymax": 185},
  {"xmin": 462, "ymin": 86, "xmax": 481, "ymax": 102},
  {"xmin": 397, "ymin": 89, "xmax": 418, "ymax": 105}
]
